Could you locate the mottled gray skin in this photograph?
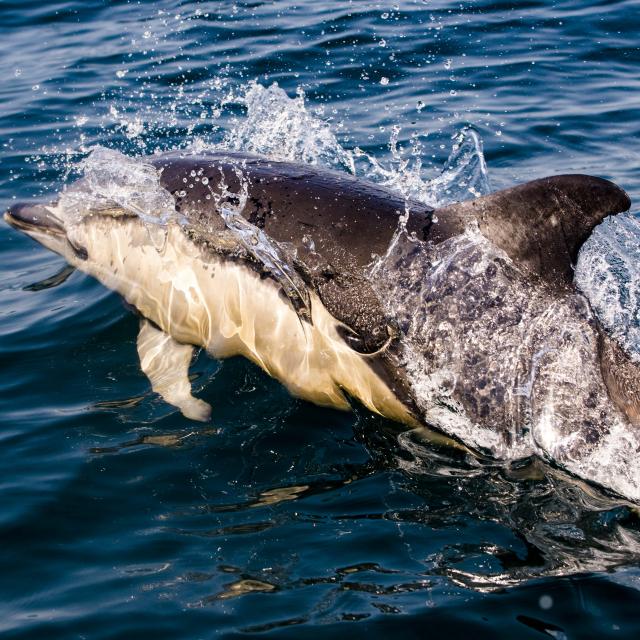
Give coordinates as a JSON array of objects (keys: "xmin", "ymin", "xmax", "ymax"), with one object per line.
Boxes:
[
  {"xmin": 423, "ymin": 175, "xmax": 639, "ymax": 435},
  {"xmin": 372, "ymin": 226, "xmax": 640, "ymax": 498},
  {"xmin": 370, "ymin": 176, "xmax": 639, "ymax": 499}
]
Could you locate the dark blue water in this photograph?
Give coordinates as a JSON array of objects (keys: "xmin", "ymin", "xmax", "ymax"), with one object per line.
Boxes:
[{"xmin": 2, "ymin": 1, "xmax": 640, "ymax": 637}]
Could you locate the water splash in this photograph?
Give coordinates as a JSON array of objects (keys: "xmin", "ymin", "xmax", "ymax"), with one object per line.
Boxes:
[
  {"xmin": 190, "ymin": 82, "xmax": 490, "ymax": 209},
  {"xmin": 369, "ymin": 227, "xmax": 536, "ymax": 460},
  {"xmin": 61, "ymin": 83, "xmax": 491, "ymax": 227},
  {"xmin": 219, "ymin": 82, "xmax": 356, "ymax": 174},
  {"xmin": 60, "ymin": 146, "xmax": 176, "ymax": 225},
  {"xmin": 427, "ymin": 127, "xmax": 491, "ymax": 205},
  {"xmin": 576, "ymin": 213, "xmax": 640, "ymax": 362},
  {"xmin": 219, "ymin": 205, "xmax": 312, "ymax": 324},
  {"xmin": 354, "ymin": 125, "xmax": 491, "ymax": 207}
]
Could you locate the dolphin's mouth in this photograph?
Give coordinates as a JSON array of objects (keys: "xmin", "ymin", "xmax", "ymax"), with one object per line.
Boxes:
[{"xmin": 3, "ymin": 202, "xmax": 66, "ymax": 236}]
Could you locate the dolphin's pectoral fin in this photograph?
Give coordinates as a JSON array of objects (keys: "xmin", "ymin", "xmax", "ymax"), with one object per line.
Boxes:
[
  {"xmin": 136, "ymin": 319, "xmax": 212, "ymax": 422},
  {"xmin": 430, "ymin": 174, "xmax": 631, "ymax": 287},
  {"xmin": 23, "ymin": 263, "xmax": 75, "ymax": 291}
]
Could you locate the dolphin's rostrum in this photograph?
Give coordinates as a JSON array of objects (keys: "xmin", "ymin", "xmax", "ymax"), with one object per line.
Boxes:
[{"xmin": 4, "ymin": 151, "xmax": 638, "ymax": 501}]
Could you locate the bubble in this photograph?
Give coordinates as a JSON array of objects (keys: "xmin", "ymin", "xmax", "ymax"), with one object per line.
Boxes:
[
  {"xmin": 539, "ymin": 595, "xmax": 553, "ymax": 610},
  {"xmin": 32, "ymin": 85, "xmax": 40, "ymax": 91},
  {"xmin": 380, "ymin": 77, "xmax": 390, "ymax": 85},
  {"xmin": 201, "ymin": 177, "xmax": 209, "ymax": 185},
  {"xmin": 379, "ymin": 39, "xmax": 387, "ymax": 47},
  {"xmin": 14, "ymin": 68, "xmax": 21, "ymax": 77}
]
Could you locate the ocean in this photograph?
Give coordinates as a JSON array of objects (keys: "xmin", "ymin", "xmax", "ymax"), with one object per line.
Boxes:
[{"xmin": 1, "ymin": 1, "xmax": 640, "ymax": 637}]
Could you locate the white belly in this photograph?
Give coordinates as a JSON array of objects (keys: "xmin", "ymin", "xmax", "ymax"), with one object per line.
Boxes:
[{"xmin": 80, "ymin": 221, "xmax": 416, "ymax": 425}]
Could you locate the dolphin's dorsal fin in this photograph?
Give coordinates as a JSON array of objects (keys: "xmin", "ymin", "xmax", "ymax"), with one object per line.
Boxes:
[{"xmin": 430, "ymin": 175, "xmax": 631, "ymax": 287}]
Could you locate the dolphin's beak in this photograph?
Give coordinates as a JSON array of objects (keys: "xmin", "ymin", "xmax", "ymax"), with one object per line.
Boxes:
[{"xmin": 4, "ymin": 202, "xmax": 66, "ymax": 236}]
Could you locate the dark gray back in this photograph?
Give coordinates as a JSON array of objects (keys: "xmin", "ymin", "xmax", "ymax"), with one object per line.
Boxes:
[{"xmin": 151, "ymin": 152, "xmax": 433, "ymax": 274}]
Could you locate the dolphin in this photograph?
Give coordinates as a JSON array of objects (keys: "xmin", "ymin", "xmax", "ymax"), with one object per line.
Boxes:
[{"xmin": 4, "ymin": 151, "xmax": 639, "ymax": 499}]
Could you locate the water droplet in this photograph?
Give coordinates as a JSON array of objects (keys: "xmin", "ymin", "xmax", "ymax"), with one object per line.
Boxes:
[
  {"xmin": 32, "ymin": 84, "xmax": 40, "ymax": 91},
  {"xmin": 14, "ymin": 68, "xmax": 21, "ymax": 77},
  {"xmin": 444, "ymin": 59, "xmax": 452, "ymax": 70},
  {"xmin": 380, "ymin": 77, "xmax": 389, "ymax": 85},
  {"xmin": 379, "ymin": 38, "xmax": 387, "ymax": 47}
]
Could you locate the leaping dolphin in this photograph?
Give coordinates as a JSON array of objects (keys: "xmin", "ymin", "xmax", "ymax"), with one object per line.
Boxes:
[{"xmin": 4, "ymin": 151, "xmax": 639, "ymax": 500}]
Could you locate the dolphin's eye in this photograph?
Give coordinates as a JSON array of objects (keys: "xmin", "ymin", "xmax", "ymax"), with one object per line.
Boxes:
[{"xmin": 68, "ymin": 239, "xmax": 88, "ymax": 260}]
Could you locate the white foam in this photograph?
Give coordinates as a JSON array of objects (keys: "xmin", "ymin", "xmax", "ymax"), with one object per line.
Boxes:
[{"xmin": 576, "ymin": 213, "xmax": 640, "ymax": 362}]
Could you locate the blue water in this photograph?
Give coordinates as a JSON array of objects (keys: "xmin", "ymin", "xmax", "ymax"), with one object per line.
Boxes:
[{"xmin": 2, "ymin": 1, "xmax": 640, "ymax": 637}]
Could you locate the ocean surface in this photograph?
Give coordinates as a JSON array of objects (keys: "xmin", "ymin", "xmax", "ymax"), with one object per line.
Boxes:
[{"xmin": 1, "ymin": 1, "xmax": 640, "ymax": 637}]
